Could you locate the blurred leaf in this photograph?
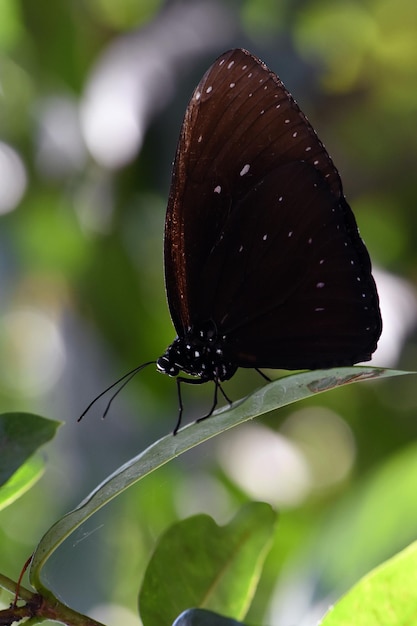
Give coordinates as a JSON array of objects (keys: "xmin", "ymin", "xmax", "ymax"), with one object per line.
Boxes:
[
  {"xmin": 87, "ymin": 0, "xmax": 163, "ymax": 29},
  {"xmin": 0, "ymin": 413, "xmax": 61, "ymax": 487},
  {"xmin": 354, "ymin": 194, "xmax": 407, "ymax": 266},
  {"xmin": 241, "ymin": 0, "xmax": 286, "ymax": 36},
  {"xmin": 139, "ymin": 503, "xmax": 276, "ymax": 626},
  {"xmin": 321, "ymin": 540, "xmax": 417, "ymax": 625},
  {"xmin": 28, "ymin": 366, "xmax": 408, "ymax": 594},
  {"xmin": 0, "ymin": 454, "xmax": 44, "ymax": 511},
  {"xmin": 294, "ymin": 2, "xmax": 377, "ymax": 91},
  {"xmin": 0, "ymin": 0, "xmax": 23, "ymax": 50},
  {"xmin": 16, "ymin": 192, "xmax": 88, "ymax": 276},
  {"xmin": 172, "ymin": 608, "xmax": 247, "ymax": 626},
  {"xmin": 306, "ymin": 439, "xmax": 417, "ymax": 593}
]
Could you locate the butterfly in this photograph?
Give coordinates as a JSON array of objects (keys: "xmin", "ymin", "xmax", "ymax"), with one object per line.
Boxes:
[
  {"xmin": 79, "ymin": 48, "xmax": 382, "ymax": 434},
  {"xmin": 155, "ymin": 48, "xmax": 382, "ymax": 433}
]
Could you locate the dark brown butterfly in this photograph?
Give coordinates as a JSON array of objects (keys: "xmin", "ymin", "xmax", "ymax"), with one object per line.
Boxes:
[
  {"xmin": 80, "ymin": 49, "xmax": 382, "ymax": 434},
  {"xmin": 156, "ymin": 48, "xmax": 381, "ymax": 432}
]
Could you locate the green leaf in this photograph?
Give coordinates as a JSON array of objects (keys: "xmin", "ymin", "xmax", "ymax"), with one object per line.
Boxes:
[
  {"xmin": 0, "ymin": 413, "xmax": 61, "ymax": 486},
  {"xmin": 306, "ymin": 440, "xmax": 417, "ymax": 592},
  {"xmin": 0, "ymin": 0, "xmax": 23, "ymax": 50},
  {"xmin": 29, "ymin": 367, "xmax": 410, "ymax": 595},
  {"xmin": 321, "ymin": 540, "xmax": 417, "ymax": 625},
  {"xmin": 172, "ymin": 608, "xmax": 247, "ymax": 626},
  {"xmin": 139, "ymin": 502, "xmax": 276, "ymax": 626},
  {"xmin": 0, "ymin": 454, "xmax": 44, "ymax": 511}
]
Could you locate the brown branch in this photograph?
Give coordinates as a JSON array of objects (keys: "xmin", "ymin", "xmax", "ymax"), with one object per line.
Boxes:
[{"xmin": 0, "ymin": 581, "xmax": 107, "ymax": 626}]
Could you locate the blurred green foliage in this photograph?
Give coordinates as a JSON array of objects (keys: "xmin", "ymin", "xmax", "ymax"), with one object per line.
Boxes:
[{"xmin": 0, "ymin": 1, "xmax": 416, "ymax": 624}]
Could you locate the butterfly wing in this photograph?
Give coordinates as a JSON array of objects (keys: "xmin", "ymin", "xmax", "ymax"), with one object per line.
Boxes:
[
  {"xmin": 163, "ymin": 48, "xmax": 381, "ymax": 368},
  {"xmin": 197, "ymin": 161, "xmax": 380, "ymax": 368}
]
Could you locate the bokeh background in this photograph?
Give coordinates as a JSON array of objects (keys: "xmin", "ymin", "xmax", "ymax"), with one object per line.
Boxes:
[{"xmin": 1, "ymin": 1, "xmax": 417, "ymax": 625}]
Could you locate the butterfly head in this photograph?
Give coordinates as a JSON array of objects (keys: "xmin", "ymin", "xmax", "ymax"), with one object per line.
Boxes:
[{"xmin": 157, "ymin": 322, "xmax": 238, "ymax": 383}]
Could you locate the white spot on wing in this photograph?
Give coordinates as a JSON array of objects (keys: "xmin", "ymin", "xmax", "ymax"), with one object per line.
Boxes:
[
  {"xmin": 288, "ymin": 231, "xmax": 293, "ymax": 237},
  {"xmin": 195, "ymin": 91, "xmax": 201, "ymax": 101},
  {"xmin": 262, "ymin": 234, "xmax": 268, "ymax": 241},
  {"xmin": 230, "ymin": 82, "xmax": 236, "ymax": 88},
  {"xmin": 214, "ymin": 185, "xmax": 221, "ymax": 194},
  {"xmin": 239, "ymin": 244, "xmax": 244, "ymax": 252},
  {"xmin": 316, "ymin": 282, "xmax": 325, "ymax": 288},
  {"xmin": 227, "ymin": 61, "xmax": 235, "ymax": 69},
  {"xmin": 198, "ymin": 135, "xmax": 203, "ymax": 143},
  {"xmin": 240, "ymin": 163, "xmax": 250, "ymax": 176},
  {"xmin": 206, "ymin": 85, "xmax": 213, "ymax": 94}
]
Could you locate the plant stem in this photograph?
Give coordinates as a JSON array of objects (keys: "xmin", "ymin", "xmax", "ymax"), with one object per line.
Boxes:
[{"xmin": 0, "ymin": 572, "xmax": 107, "ymax": 626}]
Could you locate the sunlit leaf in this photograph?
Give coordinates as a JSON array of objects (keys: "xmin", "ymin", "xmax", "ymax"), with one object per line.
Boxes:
[
  {"xmin": 139, "ymin": 502, "xmax": 276, "ymax": 626},
  {"xmin": 0, "ymin": 413, "xmax": 61, "ymax": 486},
  {"xmin": 306, "ymin": 440, "xmax": 417, "ymax": 593},
  {"xmin": 172, "ymin": 608, "xmax": 247, "ymax": 626},
  {"xmin": 321, "ymin": 540, "xmax": 417, "ymax": 625},
  {"xmin": 29, "ymin": 367, "xmax": 409, "ymax": 594},
  {"xmin": 0, "ymin": 455, "xmax": 44, "ymax": 511}
]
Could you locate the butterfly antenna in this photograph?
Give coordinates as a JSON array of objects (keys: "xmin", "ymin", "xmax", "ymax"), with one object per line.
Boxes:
[{"xmin": 78, "ymin": 361, "xmax": 156, "ymax": 422}]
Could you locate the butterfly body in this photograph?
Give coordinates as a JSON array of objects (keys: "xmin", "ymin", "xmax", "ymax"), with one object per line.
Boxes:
[
  {"xmin": 157, "ymin": 48, "xmax": 382, "ymax": 429},
  {"xmin": 157, "ymin": 321, "xmax": 237, "ymax": 382}
]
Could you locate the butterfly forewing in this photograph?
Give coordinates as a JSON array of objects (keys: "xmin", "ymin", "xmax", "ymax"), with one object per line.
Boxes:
[
  {"xmin": 165, "ymin": 49, "xmax": 339, "ymax": 330},
  {"xmin": 163, "ymin": 48, "xmax": 381, "ymax": 370}
]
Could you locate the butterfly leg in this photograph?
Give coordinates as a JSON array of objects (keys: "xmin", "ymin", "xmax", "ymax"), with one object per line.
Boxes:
[
  {"xmin": 173, "ymin": 377, "xmax": 185, "ymax": 435},
  {"xmin": 255, "ymin": 368, "xmax": 271, "ymax": 382},
  {"xmin": 174, "ymin": 375, "xmax": 207, "ymax": 435},
  {"xmin": 196, "ymin": 378, "xmax": 219, "ymax": 424},
  {"xmin": 196, "ymin": 377, "xmax": 233, "ymax": 424},
  {"xmin": 218, "ymin": 382, "xmax": 233, "ymax": 404},
  {"xmin": 174, "ymin": 376, "xmax": 233, "ymax": 433}
]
